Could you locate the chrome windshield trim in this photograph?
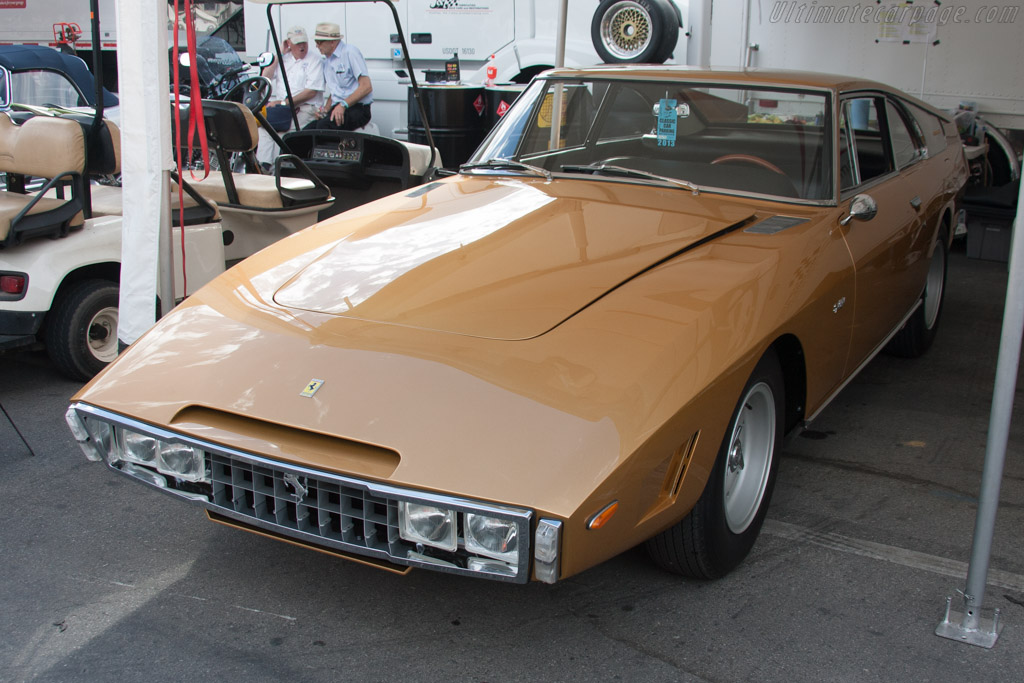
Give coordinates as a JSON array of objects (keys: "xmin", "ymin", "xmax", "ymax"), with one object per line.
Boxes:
[{"xmin": 546, "ymin": 172, "xmax": 837, "ymax": 207}]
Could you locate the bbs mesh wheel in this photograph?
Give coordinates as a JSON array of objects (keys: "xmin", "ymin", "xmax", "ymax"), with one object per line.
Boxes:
[{"xmin": 591, "ymin": 0, "xmax": 679, "ymax": 64}]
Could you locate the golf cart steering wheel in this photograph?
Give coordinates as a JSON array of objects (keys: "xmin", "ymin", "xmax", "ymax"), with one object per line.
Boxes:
[{"xmin": 223, "ymin": 76, "xmax": 272, "ymax": 113}]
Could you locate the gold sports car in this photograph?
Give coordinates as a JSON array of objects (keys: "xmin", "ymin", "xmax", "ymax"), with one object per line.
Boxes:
[{"xmin": 67, "ymin": 67, "xmax": 967, "ymax": 583}]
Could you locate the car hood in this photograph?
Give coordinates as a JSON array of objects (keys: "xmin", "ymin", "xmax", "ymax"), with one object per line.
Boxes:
[{"xmin": 272, "ymin": 177, "xmax": 755, "ymax": 340}]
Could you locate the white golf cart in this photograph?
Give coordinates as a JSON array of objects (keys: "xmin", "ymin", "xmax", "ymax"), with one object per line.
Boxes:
[{"xmin": 0, "ymin": 0, "xmax": 443, "ymax": 381}]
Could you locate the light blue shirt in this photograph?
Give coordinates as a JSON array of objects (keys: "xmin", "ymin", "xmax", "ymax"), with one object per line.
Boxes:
[{"xmin": 323, "ymin": 41, "xmax": 373, "ymax": 105}]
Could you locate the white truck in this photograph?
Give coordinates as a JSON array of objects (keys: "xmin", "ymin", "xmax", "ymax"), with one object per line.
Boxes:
[
  {"xmin": 706, "ymin": 2, "xmax": 1023, "ymax": 135},
  {"xmin": 244, "ymin": 0, "xmax": 691, "ymax": 140}
]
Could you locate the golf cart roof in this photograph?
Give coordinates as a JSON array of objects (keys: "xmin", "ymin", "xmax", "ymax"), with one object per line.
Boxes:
[{"xmin": 0, "ymin": 45, "xmax": 118, "ymax": 107}]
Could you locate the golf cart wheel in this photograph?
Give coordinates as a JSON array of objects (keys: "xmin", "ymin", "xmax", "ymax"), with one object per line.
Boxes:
[{"xmin": 47, "ymin": 280, "xmax": 119, "ymax": 381}]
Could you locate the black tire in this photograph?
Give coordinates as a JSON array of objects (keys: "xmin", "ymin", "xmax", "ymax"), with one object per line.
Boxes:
[
  {"xmin": 887, "ymin": 227, "xmax": 948, "ymax": 358},
  {"xmin": 591, "ymin": 0, "xmax": 679, "ymax": 64},
  {"xmin": 47, "ymin": 280, "xmax": 119, "ymax": 381},
  {"xmin": 647, "ymin": 350, "xmax": 784, "ymax": 579}
]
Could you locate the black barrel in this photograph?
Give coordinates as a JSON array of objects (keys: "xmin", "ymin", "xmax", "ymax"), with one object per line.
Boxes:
[
  {"xmin": 408, "ymin": 85, "xmax": 487, "ymax": 169},
  {"xmin": 484, "ymin": 83, "xmax": 528, "ymax": 130}
]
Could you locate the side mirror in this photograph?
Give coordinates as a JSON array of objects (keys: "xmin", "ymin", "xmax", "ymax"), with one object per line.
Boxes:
[
  {"xmin": 840, "ymin": 193, "xmax": 878, "ymax": 226},
  {"xmin": 256, "ymin": 51, "xmax": 275, "ymax": 68},
  {"xmin": 0, "ymin": 65, "xmax": 10, "ymax": 111}
]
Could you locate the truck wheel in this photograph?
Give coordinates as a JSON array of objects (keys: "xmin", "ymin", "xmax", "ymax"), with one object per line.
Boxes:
[
  {"xmin": 646, "ymin": 350, "xmax": 784, "ymax": 579},
  {"xmin": 591, "ymin": 0, "xmax": 679, "ymax": 64},
  {"xmin": 47, "ymin": 280, "xmax": 119, "ymax": 381}
]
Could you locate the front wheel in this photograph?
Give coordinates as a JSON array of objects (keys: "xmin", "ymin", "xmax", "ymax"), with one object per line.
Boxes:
[
  {"xmin": 47, "ymin": 280, "xmax": 119, "ymax": 381},
  {"xmin": 887, "ymin": 227, "xmax": 948, "ymax": 357},
  {"xmin": 646, "ymin": 350, "xmax": 784, "ymax": 579}
]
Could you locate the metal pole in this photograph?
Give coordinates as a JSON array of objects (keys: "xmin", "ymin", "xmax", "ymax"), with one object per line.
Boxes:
[
  {"xmin": 548, "ymin": 0, "xmax": 568, "ymax": 152},
  {"xmin": 936, "ymin": 177, "xmax": 1024, "ymax": 648},
  {"xmin": 554, "ymin": 0, "xmax": 567, "ymax": 68}
]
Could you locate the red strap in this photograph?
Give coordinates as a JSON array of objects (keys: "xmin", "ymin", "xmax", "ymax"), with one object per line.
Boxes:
[
  {"xmin": 170, "ymin": 0, "xmax": 212, "ymax": 298},
  {"xmin": 172, "ymin": 0, "xmax": 187, "ymax": 296},
  {"xmin": 183, "ymin": 0, "xmax": 209, "ymax": 183}
]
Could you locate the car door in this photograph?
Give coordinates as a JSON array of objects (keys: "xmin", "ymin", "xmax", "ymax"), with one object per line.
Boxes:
[{"xmin": 836, "ymin": 92, "xmax": 932, "ymax": 372}]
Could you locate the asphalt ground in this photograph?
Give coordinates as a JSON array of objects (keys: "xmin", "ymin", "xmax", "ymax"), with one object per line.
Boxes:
[{"xmin": 1, "ymin": 244, "xmax": 1022, "ymax": 682}]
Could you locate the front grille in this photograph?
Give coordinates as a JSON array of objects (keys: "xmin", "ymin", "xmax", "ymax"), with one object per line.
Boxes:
[
  {"xmin": 70, "ymin": 402, "xmax": 533, "ymax": 583},
  {"xmin": 209, "ymin": 453, "xmax": 404, "ymax": 558}
]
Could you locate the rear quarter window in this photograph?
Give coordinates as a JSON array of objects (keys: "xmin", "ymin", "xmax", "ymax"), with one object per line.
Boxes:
[{"xmin": 907, "ymin": 103, "xmax": 948, "ymax": 156}]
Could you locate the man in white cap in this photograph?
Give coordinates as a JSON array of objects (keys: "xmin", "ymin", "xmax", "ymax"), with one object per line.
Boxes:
[
  {"xmin": 306, "ymin": 21, "xmax": 373, "ymax": 131},
  {"xmin": 256, "ymin": 25, "xmax": 325, "ymax": 167}
]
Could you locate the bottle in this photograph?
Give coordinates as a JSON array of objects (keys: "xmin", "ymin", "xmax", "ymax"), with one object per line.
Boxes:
[{"xmin": 485, "ymin": 54, "xmax": 497, "ymax": 87}]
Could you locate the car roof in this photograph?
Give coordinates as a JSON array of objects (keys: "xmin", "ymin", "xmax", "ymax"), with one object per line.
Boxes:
[
  {"xmin": 0, "ymin": 45, "xmax": 119, "ymax": 107},
  {"xmin": 546, "ymin": 64, "xmax": 899, "ymax": 91},
  {"xmin": 541, "ymin": 64, "xmax": 948, "ymax": 119}
]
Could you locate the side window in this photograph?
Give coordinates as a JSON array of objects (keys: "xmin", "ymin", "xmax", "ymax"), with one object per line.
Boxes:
[
  {"xmin": 885, "ymin": 100, "xmax": 921, "ymax": 168},
  {"xmin": 519, "ymin": 83, "xmax": 595, "ymax": 156},
  {"xmin": 597, "ymin": 86, "xmax": 651, "ymax": 141},
  {"xmin": 907, "ymin": 103, "xmax": 948, "ymax": 156},
  {"xmin": 10, "ymin": 70, "xmax": 85, "ymax": 108},
  {"xmin": 839, "ymin": 96, "xmax": 892, "ymax": 190}
]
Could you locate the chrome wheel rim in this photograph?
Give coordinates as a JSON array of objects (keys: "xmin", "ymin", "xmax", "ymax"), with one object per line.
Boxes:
[
  {"xmin": 600, "ymin": 1, "xmax": 653, "ymax": 60},
  {"xmin": 923, "ymin": 240, "xmax": 946, "ymax": 330},
  {"xmin": 723, "ymin": 382, "xmax": 776, "ymax": 534},
  {"xmin": 87, "ymin": 306, "xmax": 119, "ymax": 363}
]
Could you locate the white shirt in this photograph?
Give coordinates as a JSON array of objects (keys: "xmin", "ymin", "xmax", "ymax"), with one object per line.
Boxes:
[{"xmin": 272, "ymin": 49, "xmax": 325, "ymax": 110}]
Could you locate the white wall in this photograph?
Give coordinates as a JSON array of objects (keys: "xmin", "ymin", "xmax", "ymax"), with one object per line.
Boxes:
[{"xmin": 709, "ymin": 0, "xmax": 1024, "ymax": 129}]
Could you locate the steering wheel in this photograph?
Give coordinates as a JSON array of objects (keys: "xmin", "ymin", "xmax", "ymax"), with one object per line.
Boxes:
[
  {"xmin": 223, "ymin": 76, "xmax": 272, "ymax": 113},
  {"xmin": 711, "ymin": 154, "xmax": 787, "ymax": 176}
]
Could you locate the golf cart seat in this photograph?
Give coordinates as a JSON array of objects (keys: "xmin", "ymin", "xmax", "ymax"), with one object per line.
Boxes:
[
  {"xmin": 176, "ymin": 100, "xmax": 331, "ymax": 210},
  {"xmin": 0, "ymin": 113, "xmax": 90, "ymax": 248},
  {"xmin": 32, "ymin": 115, "xmax": 220, "ymax": 228}
]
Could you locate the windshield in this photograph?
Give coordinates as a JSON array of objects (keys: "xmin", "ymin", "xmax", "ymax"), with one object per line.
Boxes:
[
  {"xmin": 182, "ymin": 36, "xmax": 246, "ymax": 97},
  {"xmin": 469, "ymin": 77, "xmax": 833, "ymax": 202}
]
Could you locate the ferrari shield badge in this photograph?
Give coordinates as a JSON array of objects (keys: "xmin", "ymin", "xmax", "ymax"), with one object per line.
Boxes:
[{"xmin": 300, "ymin": 379, "xmax": 324, "ymax": 398}]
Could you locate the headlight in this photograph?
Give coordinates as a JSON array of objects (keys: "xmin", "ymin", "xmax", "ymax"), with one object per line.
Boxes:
[
  {"xmin": 398, "ymin": 502, "xmax": 457, "ymax": 551},
  {"xmin": 464, "ymin": 513, "xmax": 519, "ymax": 563},
  {"xmin": 157, "ymin": 442, "xmax": 207, "ymax": 482},
  {"xmin": 120, "ymin": 428, "xmax": 208, "ymax": 483},
  {"xmin": 122, "ymin": 430, "xmax": 159, "ymax": 464}
]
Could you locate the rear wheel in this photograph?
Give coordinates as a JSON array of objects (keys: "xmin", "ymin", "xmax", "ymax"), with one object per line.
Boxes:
[
  {"xmin": 591, "ymin": 0, "xmax": 679, "ymax": 64},
  {"xmin": 887, "ymin": 227, "xmax": 948, "ymax": 357},
  {"xmin": 647, "ymin": 350, "xmax": 784, "ymax": 579},
  {"xmin": 47, "ymin": 280, "xmax": 119, "ymax": 381}
]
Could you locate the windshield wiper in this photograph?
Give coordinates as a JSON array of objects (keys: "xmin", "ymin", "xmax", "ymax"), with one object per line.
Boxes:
[
  {"xmin": 561, "ymin": 163, "xmax": 700, "ymax": 195},
  {"xmin": 460, "ymin": 159, "xmax": 552, "ymax": 180}
]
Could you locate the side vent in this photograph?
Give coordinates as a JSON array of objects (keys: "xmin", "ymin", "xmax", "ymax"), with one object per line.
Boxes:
[{"xmin": 639, "ymin": 431, "xmax": 700, "ymax": 524}]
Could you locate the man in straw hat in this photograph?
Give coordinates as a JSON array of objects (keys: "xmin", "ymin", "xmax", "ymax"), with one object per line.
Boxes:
[
  {"xmin": 257, "ymin": 25, "xmax": 325, "ymax": 166},
  {"xmin": 305, "ymin": 21, "xmax": 373, "ymax": 131}
]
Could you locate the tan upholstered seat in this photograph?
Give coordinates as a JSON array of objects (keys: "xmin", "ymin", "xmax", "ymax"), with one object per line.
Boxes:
[
  {"xmin": 0, "ymin": 193, "xmax": 82, "ymax": 241},
  {"xmin": 174, "ymin": 101, "xmax": 329, "ymax": 211},
  {"xmin": 181, "ymin": 173, "xmax": 317, "ymax": 210},
  {"xmin": 52, "ymin": 183, "xmax": 220, "ymax": 221},
  {"xmin": 0, "ymin": 114, "xmax": 87, "ymax": 245}
]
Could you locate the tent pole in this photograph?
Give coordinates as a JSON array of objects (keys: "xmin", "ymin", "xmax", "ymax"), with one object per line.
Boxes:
[{"xmin": 936, "ymin": 178, "xmax": 1024, "ymax": 648}]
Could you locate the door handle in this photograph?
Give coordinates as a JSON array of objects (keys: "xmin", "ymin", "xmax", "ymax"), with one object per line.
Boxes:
[{"xmin": 910, "ymin": 196, "xmax": 922, "ymax": 209}]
